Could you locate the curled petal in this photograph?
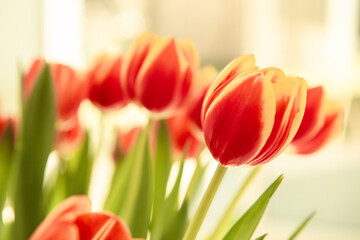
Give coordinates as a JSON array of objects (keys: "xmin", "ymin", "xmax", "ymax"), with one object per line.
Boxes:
[
  {"xmin": 250, "ymin": 70, "xmax": 307, "ymax": 165},
  {"xmin": 292, "ymin": 86, "xmax": 326, "ymax": 145},
  {"xmin": 292, "ymin": 101, "xmax": 343, "ymax": 154},
  {"xmin": 75, "ymin": 212, "xmax": 132, "ymax": 240}
]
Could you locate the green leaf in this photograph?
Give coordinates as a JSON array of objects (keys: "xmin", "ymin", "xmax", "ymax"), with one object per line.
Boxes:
[
  {"xmin": 105, "ymin": 125, "xmax": 153, "ymax": 238},
  {"xmin": 126, "ymin": 141, "xmax": 153, "ymax": 238},
  {"xmin": 161, "ymin": 200, "xmax": 189, "ymax": 240},
  {"xmin": 151, "ymin": 120, "xmax": 172, "ymax": 230},
  {"xmin": 223, "ymin": 174, "xmax": 284, "ymax": 240},
  {"xmin": 0, "ymin": 124, "xmax": 14, "ymax": 212},
  {"xmin": 66, "ymin": 133, "xmax": 92, "ymax": 196},
  {"xmin": 13, "ymin": 64, "xmax": 56, "ymax": 239},
  {"xmin": 255, "ymin": 233, "xmax": 268, "ymax": 240},
  {"xmin": 151, "ymin": 156, "xmax": 185, "ymax": 240},
  {"xmin": 288, "ymin": 212, "xmax": 316, "ymax": 240}
]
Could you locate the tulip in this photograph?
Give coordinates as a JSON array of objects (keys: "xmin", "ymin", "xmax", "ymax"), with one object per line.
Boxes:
[
  {"xmin": 122, "ymin": 32, "xmax": 199, "ymax": 116},
  {"xmin": 167, "ymin": 110, "xmax": 202, "ymax": 158},
  {"xmin": 291, "ymin": 86, "xmax": 343, "ymax": 154},
  {"xmin": 24, "ymin": 59, "xmax": 87, "ymax": 122},
  {"xmin": 114, "ymin": 126, "xmax": 142, "ymax": 159},
  {"xmin": 54, "ymin": 116, "xmax": 84, "ymax": 152},
  {"xmin": 87, "ymin": 55, "xmax": 128, "ymax": 109},
  {"xmin": 30, "ymin": 195, "xmax": 132, "ymax": 240},
  {"xmin": 187, "ymin": 65, "xmax": 218, "ymax": 136},
  {"xmin": 202, "ymin": 55, "xmax": 307, "ymax": 166}
]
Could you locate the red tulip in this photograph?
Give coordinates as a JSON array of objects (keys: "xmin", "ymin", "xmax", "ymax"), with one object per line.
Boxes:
[
  {"xmin": 54, "ymin": 116, "xmax": 84, "ymax": 152},
  {"xmin": 115, "ymin": 126, "xmax": 142, "ymax": 159},
  {"xmin": 87, "ymin": 56, "xmax": 128, "ymax": 109},
  {"xmin": 202, "ymin": 55, "xmax": 307, "ymax": 166},
  {"xmin": 187, "ymin": 66, "xmax": 218, "ymax": 137},
  {"xmin": 30, "ymin": 195, "xmax": 132, "ymax": 240},
  {"xmin": 122, "ymin": 32, "xmax": 199, "ymax": 116},
  {"xmin": 291, "ymin": 86, "xmax": 343, "ymax": 154},
  {"xmin": 24, "ymin": 59, "xmax": 87, "ymax": 121},
  {"xmin": 167, "ymin": 111, "xmax": 202, "ymax": 158}
]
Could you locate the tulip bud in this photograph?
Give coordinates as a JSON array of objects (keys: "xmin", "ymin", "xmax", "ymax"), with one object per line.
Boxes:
[
  {"xmin": 54, "ymin": 116, "xmax": 84, "ymax": 153},
  {"xmin": 291, "ymin": 86, "xmax": 343, "ymax": 154},
  {"xmin": 202, "ymin": 55, "xmax": 307, "ymax": 166},
  {"xmin": 122, "ymin": 32, "xmax": 199, "ymax": 116},
  {"xmin": 87, "ymin": 55, "xmax": 127, "ymax": 110},
  {"xmin": 24, "ymin": 59, "xmax": 87, "ymax": 122}
]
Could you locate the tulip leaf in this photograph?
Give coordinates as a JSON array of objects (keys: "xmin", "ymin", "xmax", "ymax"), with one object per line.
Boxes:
[
  {"xmin": 66, "ymin": 132, "xmax": 92, "ymax": 196},
  {"xmin": 288, "ymin": 212, "xmax": 316, "ymax": 240},
  {"xmin": 151, "ymin": 120, "xmax": 172, "ymax": 232},
  {"xmin": 255, "ymin": 233, "xmax": 268, "ymax": 240},
  {"xmin": 223, "ymin": 174, "xmax": 284, "ymax": 240},
  {"xmin": 126, "ymin": 140, "xmax": 153, "ymax": 238},
  {"xmin": 0, "ymin": 124, "xmax": 14, "ymax": 212},
  {"xmin": 105, "ymin": 125, "xmax": 153, "ymax": 238},
  {"xmin": 13, "ymin": 64, "xmax": 55, "ymax": 239},
  {"xmin": 161, "ymin": 200, "xmax": 189, "ymax": 240},
  {"xmin": 104, "ymin": 139, "xmax": 136, "ymax": 214},
  {"xmin": 151, "ymin": 155, "xmax": 185, "ymax": 240}
]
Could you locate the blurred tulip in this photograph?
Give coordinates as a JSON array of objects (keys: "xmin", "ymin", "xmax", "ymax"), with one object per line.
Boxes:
[
  {"xmin": 122, "ymin": 32, "xmax": 199, "ymax": 116},
  {"xmin": 202, "ymin": 55, "xmax": 307, "ymax": 166},
  {"xmin": 291, "ymin": 86, "xmax": 343, "ymax": 154},
  {"xmin": 24, "ymin": 58, "xmax": 87, "ymax": 121},
  {"xmin": 114, "ymin": 126, "xmax": 142, "ymax": 160},
  {"xmin": 187, "ymin": 66, "xmax": 218, "ymax": 137},
  {"xmin": 54, "ymin": 116, "xmax": 84, "ymax": 153},
  {"xmin": 87, "ymin": 55, "xmax": 128, "ymax": 110},
  {"xmin": 30, "ymin": 195, "xmax": 132, "ymax": 240},
  {"xmin": 167, "ymin": 110, "xmax": 202, "ymax": 158}
]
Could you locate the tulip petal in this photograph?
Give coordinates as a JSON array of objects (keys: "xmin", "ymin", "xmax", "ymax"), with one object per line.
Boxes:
[
  {"xmin": 292, "ymin": 86, "xmax": 326, "ymax": 145},
  {"xmin": 30, "ymin": 195, "xmax": 91, "ymax": 240},
  {"xmin": 122, "ymin": 32, "xmax": 157, "ymax": 99},
  {"xmin": 250, "ymin": 70, "xmax": 307, "ymax": 165},
  {"xmin": 202, "ymin": 55, "xmax": 258, "ymax": 121},
  {"xmin": 89, "ymin": 57, "xmax": 126, "ymax": 108},
  {"xmin": 31, "ymin": 222, "xmax": 79, "ymax": 240},
  {"xmin": 203, "ymin": 72, "xmax": 276, "ymax": 166},
  {"xmin": 292, "ymin": 102, "xmax": 343, "ymax": 154},
  {"xmin": 136, "ymin": 37, "xmax": 181, "ymax": 112},
  {"xmin": 75, "ymin": 212, "xmax": 132, "ymax": 240}
]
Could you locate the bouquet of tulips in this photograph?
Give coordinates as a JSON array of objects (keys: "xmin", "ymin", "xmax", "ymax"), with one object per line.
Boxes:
[{"xmin": 0, "ymin": 32, "xmax": 343, "ymax": 240}]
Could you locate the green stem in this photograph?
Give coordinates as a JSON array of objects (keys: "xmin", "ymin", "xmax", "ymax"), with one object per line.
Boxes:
[
  {"xmin": 211, "ymin": 166, "xmax": 261, "ymax": 240},
  {"xmin": 183, "ymin": 163, "xmax": 228, "ymax": 240}
]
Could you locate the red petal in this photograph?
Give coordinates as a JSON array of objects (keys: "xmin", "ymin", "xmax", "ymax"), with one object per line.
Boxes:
[
  {"xmin": 30, "ymin": 196, "xmax": 91, "ymax": 240},
  {"xmin": 75, "ymin": 212, "xmax": 132, "ymax": 240},
  {"xmin": 136, "ymin": 38, "xmax": 181, "ymax": 112},
  {"xmin": 89, "ymin": 57, "xmax": 127, "ymax": 109},
  {"xmin": 122, "ymin": 32, "xmax": 157, "ymax": 99},
  {"xmin": 203, "ymin": 72, "xmax": 275, "ymax": 166},
  {"xmin": 250, "ymin": 70, "xmax": 307, "ymax": 165},
  {"xmin": 292, "ymin": 86, "xmax": 326, "ymax": 145},
  {"xmin": 292, "ymin": 103, "xmax": 343, "ymax": 154}
]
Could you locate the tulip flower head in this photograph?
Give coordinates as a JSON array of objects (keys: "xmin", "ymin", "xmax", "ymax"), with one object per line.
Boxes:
[
  {"xmin": 122, "ymin": 32, "xmax": 199, "ymax": 117},
  {"xmin": 87, "ymin": 55, "xmax": 128, "ymax": 110},
  {"xmin": 202, "ymin": 55, "xmax": 307, "ymax": 166},
  {"xmin": 291, "ymin": 86, "xmax": 343, "ymax": 154},
  {"xmin": 24, "ymin": 59, "xmax": 87, "ymax": 122},
  {"xmin": 187, "ymin": 65, "xmax": 218, "ymax": 137},
  {"xmin": 30, "ymin": 195, "xmax": 132, "ymax": 240}
]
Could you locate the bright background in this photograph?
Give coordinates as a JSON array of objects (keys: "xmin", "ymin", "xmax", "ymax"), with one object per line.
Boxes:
[{"xmin": 1, "ymin": 0, "xmax": 360, "ymax": 239}]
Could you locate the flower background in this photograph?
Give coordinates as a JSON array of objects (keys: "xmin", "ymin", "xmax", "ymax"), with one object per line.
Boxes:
[{"xmin": 0, "ymin": 0, "xmax": 359, "ymax": 239}]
